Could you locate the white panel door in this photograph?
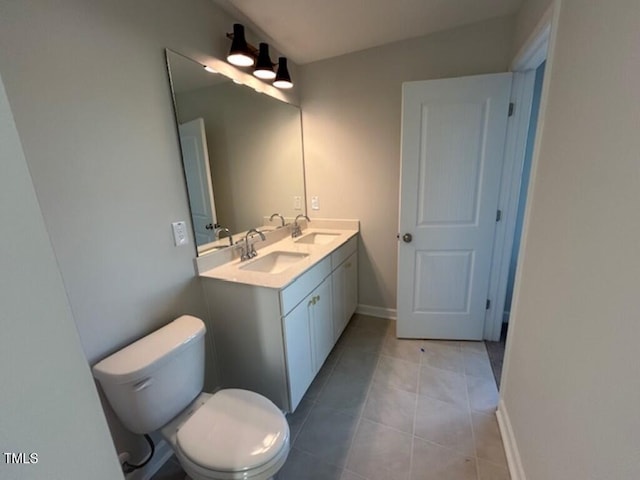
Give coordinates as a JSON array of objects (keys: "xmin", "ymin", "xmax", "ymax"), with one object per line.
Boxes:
[
  {"xmin": 178, "ymin": 118, "xmax": 217, "ymax": 245},
  {"xmin": 398, "ymin": 73, "xmax": 512, "ymax": 340}
]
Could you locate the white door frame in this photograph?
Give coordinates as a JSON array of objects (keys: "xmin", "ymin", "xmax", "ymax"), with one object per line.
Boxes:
[{"xmin": 483, "ymin": 6, "xmax": 554, "ymax": 341}]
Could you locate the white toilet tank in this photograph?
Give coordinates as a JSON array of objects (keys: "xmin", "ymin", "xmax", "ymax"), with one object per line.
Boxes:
[{"xmin": 93, "ymin": 315, "xmax": 206, "ymax": 434}]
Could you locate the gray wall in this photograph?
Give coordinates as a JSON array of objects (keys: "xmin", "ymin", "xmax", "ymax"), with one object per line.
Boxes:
[
  {"xmin": 0, "ymin": 71, "xmax": 123, "ymax": 480},
  {"xmin": 299, "ymin": 15, "xmax": 515, "ymax": 312},
  {"xmin": 0, "ymin": 0, "xmax": 298, "ymax": 464},
  {"xmin": 501, "ymin": 1, "xmax": 640, "ymax": 478}
]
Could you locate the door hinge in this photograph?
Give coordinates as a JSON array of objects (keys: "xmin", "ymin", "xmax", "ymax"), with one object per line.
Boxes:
[
  {"xmin": 508, "ymin": 102, "xmax": 515, "ymax": 117},
  {"xmin": 486, "ymin": 299, "xmax": 491, "ymax": 310},
  {"xmin": 496, "ymin": 209, "xmax": 502, "ymax": 222}
]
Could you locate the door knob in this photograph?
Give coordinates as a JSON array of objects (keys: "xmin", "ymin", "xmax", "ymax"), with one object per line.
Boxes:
[
  {"xmin": 402, "ymin": 233, "xmax": 413, "ymax": 243},
  {"xmin": 205, "ymin": 223, "xmax": 214, "ymax": 230}
]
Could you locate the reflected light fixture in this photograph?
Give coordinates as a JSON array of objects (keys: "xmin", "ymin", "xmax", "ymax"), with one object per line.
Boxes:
[
  {"xmin": 273, "ymin": 57, "xmax": 293, "ymax": 89},
  {"xmin": 253, "ymin": 43, "xmax": 276, "ymax": 80},
  {"xmin": 204, "ymin": 66, "xmax": 217, "ymax": 73},
  {"xmin": 227, "ymin": 24, "xmax": 254, "ymax": 67}
]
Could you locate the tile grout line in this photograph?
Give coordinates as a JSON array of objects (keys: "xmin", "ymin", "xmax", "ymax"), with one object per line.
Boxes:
[
  {"xmin": 409, "ymin": 339, "xmax": 426, "ymax": 480},
  {"xmin": 417, "ymin": 342, "xmax": 489, "ymax": 472},
  {"xmin": 294, "ymin": 315, "xmax": 388, "ymax": 479},
  {"xmin": 463, "ymin": 346, "xmax": 483, "ymax": 480},
  {"xmin": 290, "ymin": 340, "xmax": 345, "ymax": 447},
  {"xmin": 339, "ymin": 325, "xmax": 390, "ymax": 480},
  {"xmin": 462, "ymin": 344, "xmax": 496, "ymax": 480},
  {"xmin": 285, "ymin": 321, "xmax": 355, "ymax": 478}
]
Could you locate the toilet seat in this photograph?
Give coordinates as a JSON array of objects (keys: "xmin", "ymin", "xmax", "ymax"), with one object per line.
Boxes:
[
  {"xmin": 176, "ymin": 438, "xmax": 289, "ymax": 480},
  {"xmin": 174, "ymin": 389, "xmax": 289, "ymax": 480}
]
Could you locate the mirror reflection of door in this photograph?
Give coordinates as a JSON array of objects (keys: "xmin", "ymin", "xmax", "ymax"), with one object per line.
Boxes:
[{"xmin": 178, "ymin": 118, "xmax": 217, "ymax": 246}]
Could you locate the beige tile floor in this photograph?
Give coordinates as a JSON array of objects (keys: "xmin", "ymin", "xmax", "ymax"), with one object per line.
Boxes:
[{"xmin": 153, "ymin": 315, "xmax": 509, "ymax": 480}]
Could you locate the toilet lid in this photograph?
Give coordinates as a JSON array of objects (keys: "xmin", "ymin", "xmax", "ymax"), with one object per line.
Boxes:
[{"xmin": 176, "ymin": 389, "xmax": 289, "ymax": 472}]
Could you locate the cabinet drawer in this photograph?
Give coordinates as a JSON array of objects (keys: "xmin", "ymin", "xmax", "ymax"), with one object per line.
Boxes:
[
  {"xmin": 331, "ymin": 235, "xmax": 357, "ymax": 271},
  {"xmin": 281, "ymin": 256, "xmax": 331, "ymax": 315}
]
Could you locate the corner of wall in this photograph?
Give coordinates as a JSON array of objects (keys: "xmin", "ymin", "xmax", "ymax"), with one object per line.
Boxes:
[{"xmin": 511, "ymin": 0, "xmax": 554, "ymax": 60}]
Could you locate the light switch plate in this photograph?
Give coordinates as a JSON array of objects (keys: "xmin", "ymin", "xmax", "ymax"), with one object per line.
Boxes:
[
  {"xmin": 311, "ymin": 196, "xmax": 319, "ymax": 210},
  {"xmin": 171, "ymin": 221, "xmax": 189, "ymax": 246}
]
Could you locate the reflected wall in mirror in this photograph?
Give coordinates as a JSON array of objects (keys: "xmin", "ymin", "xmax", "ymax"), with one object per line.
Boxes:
[{"xmin": 166, "ymin": 49, "xmax": 306, "ymax": 255}]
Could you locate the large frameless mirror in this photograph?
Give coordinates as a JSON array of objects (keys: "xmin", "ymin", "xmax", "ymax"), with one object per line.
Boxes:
[{"xmin": 165, "ymin": 49, "xmax": 306, "ymax": 255}]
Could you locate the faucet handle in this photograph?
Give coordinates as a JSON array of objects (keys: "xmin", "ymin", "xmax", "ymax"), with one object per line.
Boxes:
[{"xmin": 236, "ymin": 244, "xmax": 248, "ymax": 261}]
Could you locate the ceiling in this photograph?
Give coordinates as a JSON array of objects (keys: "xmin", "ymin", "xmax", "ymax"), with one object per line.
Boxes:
[{"xmin": 213, "ymin": 0, "xmax": 524, "ymax": 65}]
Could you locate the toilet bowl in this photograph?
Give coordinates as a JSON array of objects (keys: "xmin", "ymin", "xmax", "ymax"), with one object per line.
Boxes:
[
  {"xmin": 92, "ymin": 316, "xmax": 289, "ymax": 480},
  {"xmin": 161, "ymin": 390, "xmax": 289, "ymax": 480}
]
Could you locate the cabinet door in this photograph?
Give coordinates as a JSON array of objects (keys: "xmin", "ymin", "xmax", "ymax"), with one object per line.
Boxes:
[
  {"xmin": 311, "ymin": 277, "xmax": 334, "ymax": 370},
  {"xmin": 283, "ymin": 296, "xmax": 315, "ymax": 411},
  {"xmin": 332, "ymin": 262, "xmax": 346, "ymax": 342},
  {"xmin": 332, "ymin": 252, "xmax": 358, "ymax": 340},
  {"xmin": 344, "ymin": 252, "xmax": 358, "ymax": 321}
]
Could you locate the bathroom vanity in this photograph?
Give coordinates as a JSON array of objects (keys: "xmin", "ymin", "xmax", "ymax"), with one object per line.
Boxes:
[{"xmin": 199, "ymin": 221, "xmax": 358, "ymax": 412}]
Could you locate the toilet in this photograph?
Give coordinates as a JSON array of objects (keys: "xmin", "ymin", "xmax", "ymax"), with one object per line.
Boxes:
[{"xmin": 92, "ymin": 315, "xmax": 289, "ymax": 480}]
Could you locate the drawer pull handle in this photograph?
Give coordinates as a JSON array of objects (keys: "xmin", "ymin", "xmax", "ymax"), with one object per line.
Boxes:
[
  {"xmin": 308, "ymin": 295, "xmax": 321, "ymax": 306},
  {"xmin": 133, "ymin": 378, "xmax": 152, "ymax": 392}
]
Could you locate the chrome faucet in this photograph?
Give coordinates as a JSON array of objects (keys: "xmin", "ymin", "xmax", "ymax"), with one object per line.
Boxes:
[
  {"xmin": 215, "ymin": 226, "xmax": 233, "ymax": 246},
  {"xmin": 240, "ymin": 228, "xmax": 266, "ymax": 261},
  {"xmin": 292, "ymin": 214, "xmax": 310, "ymax": 238},
  {"xmin": 269, "ymin": 212, "xmax": 286, "ymax": 228}
]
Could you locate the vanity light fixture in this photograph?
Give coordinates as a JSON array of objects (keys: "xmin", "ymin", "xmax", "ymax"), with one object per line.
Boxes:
[
  {"xmin": 227, "ymin": 24, "xmax": 254, "ymax": 67},
  {"xmin": 253, "ymin": 43, "xmax": 276, "ymax": 80},
  {"xmin": 226, "ymin": 24, "xmax": 294, "ymax": 89},
  {"xmin": 273, "ymin": 57, "xmax": 293, "ymax": 89}
]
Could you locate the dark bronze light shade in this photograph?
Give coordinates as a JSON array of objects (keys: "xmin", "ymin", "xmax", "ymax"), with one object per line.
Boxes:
[
  {"xmin": 227, "ymin": 24, "xmax": 254, "ymax": 67},
  {"xmin": 273, "ymin": 57, "xmax": 293, "ymax": 89},
  {"xmin": 253, "ymin": 43, "xmax": 276, "ymax": 80}
]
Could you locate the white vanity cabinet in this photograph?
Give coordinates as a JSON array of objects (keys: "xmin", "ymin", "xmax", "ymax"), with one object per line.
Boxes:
[{"xmin": 200, "ymin": 233, "xmax": 358, "ymax": 413}]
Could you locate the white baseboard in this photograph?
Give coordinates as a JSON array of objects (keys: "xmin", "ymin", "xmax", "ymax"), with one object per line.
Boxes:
[
  {"xmin": 126, "ymin": 438, "xmax": 174, "ymax": 480},
  {"xmin": 496, "ymin": 399, "xmax": 526, "ymax": 480},
  {"xmin": 356, "ymin": 304, "xmax": 397, "ymax": 320}
]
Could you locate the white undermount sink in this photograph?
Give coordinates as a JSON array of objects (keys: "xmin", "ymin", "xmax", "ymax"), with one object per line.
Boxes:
[
  {"xmin": 239, "ymin": 251, "xmax": 310, "ymax": 274},
  {"xmin": 294, "ymin": 232, "xmax": 340, "ymax": 245}
]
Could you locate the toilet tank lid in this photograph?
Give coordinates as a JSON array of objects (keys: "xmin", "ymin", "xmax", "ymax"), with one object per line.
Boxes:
[{"xmin": 92, "ymin": 315, "xmax": 206, "ymax": 384}]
